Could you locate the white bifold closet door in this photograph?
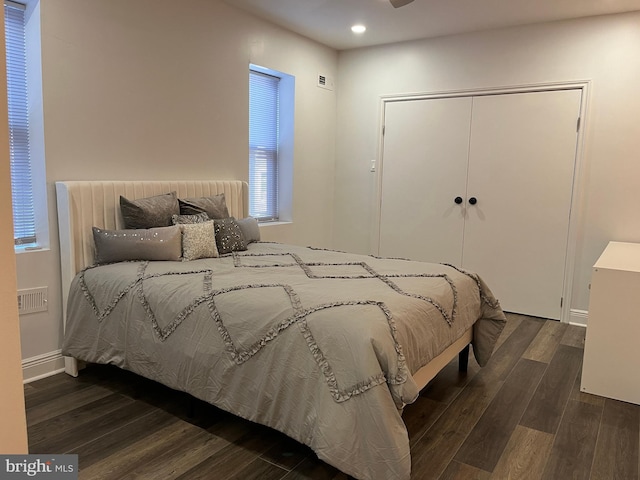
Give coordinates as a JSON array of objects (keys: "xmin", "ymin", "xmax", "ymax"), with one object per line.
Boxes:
[{"xmin": 379, "ymin": 89, "xmax": 581, "ymax": 320}]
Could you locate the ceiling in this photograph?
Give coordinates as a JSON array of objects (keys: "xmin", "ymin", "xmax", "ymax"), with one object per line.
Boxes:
[{"xmin": 223, "ymin": 0, "xmax": 640, "ymax": 50}]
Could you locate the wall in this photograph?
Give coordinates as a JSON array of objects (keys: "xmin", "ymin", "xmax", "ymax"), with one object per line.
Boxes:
[
  {"xmin": 0, "ymin": 5, "xmax": 28, "ymax": 452},
  {"xmin": 334, "ymin": 11, "xmax": 640, "ymax": 320},
  {"xmin": 16, "ymin": 0, "xmax": 337, "ymax": 378}
]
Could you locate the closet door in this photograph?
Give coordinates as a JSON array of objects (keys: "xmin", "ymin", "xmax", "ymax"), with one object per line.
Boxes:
[
  {"xmin": 462, "ymin": 89, "xmax": 581, "ymax": 319},
  {"xmin": 379, "ymin": 97, "xmax": 472, "ymax": 265}
]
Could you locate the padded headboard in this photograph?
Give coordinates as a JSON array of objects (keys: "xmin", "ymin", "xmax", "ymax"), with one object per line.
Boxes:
[
  {"xmin": 56, "ymin": 180, "xmax": 248, "ymax": 275},
  {"xmin": 56, "ymin": 180, "xmax": 248, "ymax": 337}
]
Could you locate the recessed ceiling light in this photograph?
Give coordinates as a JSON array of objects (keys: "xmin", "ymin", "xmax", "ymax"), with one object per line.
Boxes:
[{"xmin": 351, "ymin": 24, "xmax": 366, "ymax": 34}]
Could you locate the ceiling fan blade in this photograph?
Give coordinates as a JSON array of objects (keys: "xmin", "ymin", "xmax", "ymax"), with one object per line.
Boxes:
[{"xmin": 389, "ymin": 0, "xmax": 414, "ymax": 8}]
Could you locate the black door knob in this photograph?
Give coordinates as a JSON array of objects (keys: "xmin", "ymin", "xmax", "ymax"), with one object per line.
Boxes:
[
  {"xmin": 468, "ymin": 197, "xmax": 477, "ymax": 205},
  {"xmin": 454, "ymin": 196, "xmax": 463, "ymax": 204}
]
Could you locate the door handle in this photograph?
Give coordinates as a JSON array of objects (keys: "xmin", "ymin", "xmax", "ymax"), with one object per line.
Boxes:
[
  {"xmin": 454, "ymin": 196, "xmax": 463, "ymax": 205},
  {"xmin": 468, "ymin": 197, "xmax": 477, "ymax": 205}
]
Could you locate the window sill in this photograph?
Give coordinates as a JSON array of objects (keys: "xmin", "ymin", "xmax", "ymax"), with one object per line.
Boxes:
[
  {"xmin": 258, "ymin": 221, "xmax": 292, "ymax": 228},
  {"xmin": 15, "ymin": 245, "xmax": 49, "ymax": 254}
]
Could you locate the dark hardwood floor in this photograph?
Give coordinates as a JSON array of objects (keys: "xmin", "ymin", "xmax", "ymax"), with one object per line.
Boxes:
[{"xmin": 24, "ymin": 314, "xmax": 640, "ymax": 480}]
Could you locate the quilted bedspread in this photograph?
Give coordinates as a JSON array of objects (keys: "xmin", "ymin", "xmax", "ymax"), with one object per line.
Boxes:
[{"xmin": 62, "ymin": 242, "xmax": 506, "ymax": 479}]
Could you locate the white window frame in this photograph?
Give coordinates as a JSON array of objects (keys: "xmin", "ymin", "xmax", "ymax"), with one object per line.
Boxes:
[
  {"xmin": 249, "ymin": 64, "xmax": 294, "ymax": 223},
  {"xmin": 4, "ymin": 0, "xmax": 35, "ymax": 245},
  {"xmin": 4, "ymin": 0, "xmax": 46, "ymax": 251}
]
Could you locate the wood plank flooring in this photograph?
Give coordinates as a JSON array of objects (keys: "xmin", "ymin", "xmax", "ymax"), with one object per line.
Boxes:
[{"xmin": 24, "ymin": 314, "xmax": 640, "ymax": 480}]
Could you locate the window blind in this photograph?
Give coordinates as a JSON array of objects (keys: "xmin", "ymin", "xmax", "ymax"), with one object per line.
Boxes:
[
  {"xmin": 249, "ymin": 70, "xmax": 279, "ymax": 221},
  {"xmin": 4, "ymin": 1, "xmax": 36, "ymax": 245}
]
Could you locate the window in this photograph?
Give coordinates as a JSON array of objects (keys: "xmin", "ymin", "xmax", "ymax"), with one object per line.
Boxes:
[
  {"xmin": 248, "ymin": 64, "xmax": 294, "ymax": 223},
  {"xmin": 4, "ymin": 0, "xmax": 36, "ymax": 246},
  {"xmin": 249, "ymin": 68, "xmax": 280, "ymax": 221}
]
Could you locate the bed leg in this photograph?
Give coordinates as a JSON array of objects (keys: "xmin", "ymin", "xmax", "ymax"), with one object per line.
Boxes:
[
  {"xmin": 458, "ymin": 345, "xmax": 470, "ymax": 373},
  {"xmin": 64, "ymin": 356, "xmax": 79, "ymax": 377}
]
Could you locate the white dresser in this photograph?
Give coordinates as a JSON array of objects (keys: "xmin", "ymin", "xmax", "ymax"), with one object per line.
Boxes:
[{"xmin": 581, "ymin": 241, "xmax": 640, "ymax": 405}]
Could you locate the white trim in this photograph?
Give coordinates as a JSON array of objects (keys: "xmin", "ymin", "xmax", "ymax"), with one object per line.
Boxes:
[
  {"xmin": 569, "ymin": 309, "xmax": 588, "ymax": 327},
  {"xmin": 258, "ymin": 221, "xmax": 293, "ymax": 228},
  {"xmin": 560, "ymin": 82, "xmax": 590, "ymax": 324},
  {"xmin": 377, "ymin": 80, "xmax": 591, "ymax": 102},
  {"xmin": 22, "ymin": 350, "xmax": 65, "ymax": 383}
]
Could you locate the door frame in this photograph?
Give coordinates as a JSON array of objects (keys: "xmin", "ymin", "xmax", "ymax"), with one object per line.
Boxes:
[{"xmin": 372, "ymin": 80, "xmax": 590, "ymax": 324}]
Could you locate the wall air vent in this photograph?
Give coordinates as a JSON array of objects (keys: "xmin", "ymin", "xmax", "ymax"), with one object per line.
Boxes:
[
  {"xmin": 317, "ymin": 73, "xmax": 334, "ymax": 91},
  {"xmin": 17, "ymin": 287, "xmax": 48, "ymax": 315}
]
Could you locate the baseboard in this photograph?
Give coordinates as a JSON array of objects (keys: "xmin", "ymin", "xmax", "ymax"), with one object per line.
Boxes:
[
  {"xmin": 569, "ymin": 309, "xmax": 588, "ymax": 327},
  {"xmin": 22, "ymin": 349, "xmax": 65, "ymax": 384}
]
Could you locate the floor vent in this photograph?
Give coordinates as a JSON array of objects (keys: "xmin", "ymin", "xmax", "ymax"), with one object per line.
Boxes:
[{"xmin": 17, "ymin": 287, "xmax": 48, "ymax": 315}]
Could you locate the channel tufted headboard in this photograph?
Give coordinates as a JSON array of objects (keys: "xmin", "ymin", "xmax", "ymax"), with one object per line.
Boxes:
[
  {"xmin": 56, "ymin": 180, "xmax": 248, "ymax": 275},
  {"xmin": 55, "ymin": 180, "xmax": 248, "ymax": 374}
]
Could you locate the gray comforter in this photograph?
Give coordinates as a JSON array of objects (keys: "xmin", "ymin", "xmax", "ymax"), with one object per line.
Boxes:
[{"xmin": 62, "ymin": 242, "xmax": 506, "ymax": 479}]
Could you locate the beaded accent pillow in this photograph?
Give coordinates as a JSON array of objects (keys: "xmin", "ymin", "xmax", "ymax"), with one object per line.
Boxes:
[
  {"xmin": 92, "ymin": 225, "xmax": 182, "ymax": 264},
  {"xmin": 181, "ymin": 221, "xmax": 218, "ymax": 261},
  {"xmin": 213, "ymin": 217, "xmax": 247, "ymax": 254}
]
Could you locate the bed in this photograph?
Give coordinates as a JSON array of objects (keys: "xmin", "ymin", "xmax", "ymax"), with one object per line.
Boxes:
[{"xmin": 56, "ymin": 180, "xmax": 506, "ymax": 480}]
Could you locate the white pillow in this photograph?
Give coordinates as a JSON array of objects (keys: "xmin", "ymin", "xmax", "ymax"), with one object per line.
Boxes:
[{"xmin": 181, "ymin": 221, "xmax": 218, "ymax": 261}]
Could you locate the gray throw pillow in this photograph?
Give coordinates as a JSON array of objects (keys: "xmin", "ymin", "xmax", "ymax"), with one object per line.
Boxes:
[
  {"xmin": 120, "ymin": 192, "xmax": 179, "ymax": 229},
  {"xmin": 179, "ymin": 194, "xmax": 230, "ymax": 219},
  {"xmin": 181, "ymin": 221, "xmax": 219, "ymax": 261},
  {"xmin": 213, "ymin": 217, "xmax": 247, "ymax": 254},
  {"xmin": 92, "ymin": 225, "xmax": 182, "ymax": 264},
  {"xmin": 236, "ymin": 217, "xmax": 260, "ymax": 243},
  {"xmin": 172, "ymin": 212, "xmax": 210, "ymax": 225}
]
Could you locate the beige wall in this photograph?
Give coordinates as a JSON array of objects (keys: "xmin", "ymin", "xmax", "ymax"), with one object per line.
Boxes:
[
  {"xmin": 17, "ymin": 0, "xmax": 337, "ymax": 374},
  {"xmin": 19, "ymin": 2, "xmax": 640, "ymax": 378},
  {"xmin": 0, "ymin": 6, "xmax": 29, "ymax": 453},
  {"xmin": 334, "ymin": 11, "xmax": 640, "ymax": 319}
]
